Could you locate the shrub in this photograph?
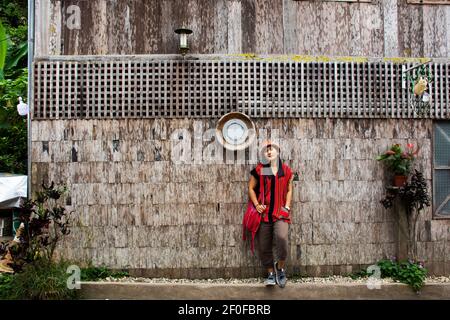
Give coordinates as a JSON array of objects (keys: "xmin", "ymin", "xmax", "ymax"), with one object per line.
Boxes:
[
  {"xmin": 1, "ymin": 259, "xmax": 81, "ymax": 300},
  {"xmin": 81, "ymin": 265, "xmax": 129, "ymax": 281},
  {"xmin": 13, "ymin": 182, "xmax": 73, "ymax": 270},
  {"xmin": 377, "ymin": 258, "xmax": 427, "ymax": 292},
  {"xmin": 0, "ymin": 273, "xmax": 14, "ymax": 299}
]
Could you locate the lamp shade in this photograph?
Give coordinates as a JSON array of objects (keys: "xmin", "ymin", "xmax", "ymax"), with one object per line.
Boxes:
[{"xmin": 17, "ymin": 97, "xmax": 28, "ymax": 116}]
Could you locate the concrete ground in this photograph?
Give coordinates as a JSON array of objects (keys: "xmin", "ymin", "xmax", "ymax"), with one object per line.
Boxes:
[{"xmin": 80, "ymin": 281, "xmax": 450, "ymax": 300}]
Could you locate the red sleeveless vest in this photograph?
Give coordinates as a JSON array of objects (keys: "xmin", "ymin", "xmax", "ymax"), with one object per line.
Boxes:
[{"xmin": 254, "ymin": 162, "xmax": 293, "ymax": 223}]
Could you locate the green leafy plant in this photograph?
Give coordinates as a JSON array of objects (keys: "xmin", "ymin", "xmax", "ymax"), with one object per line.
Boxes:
[
  {"xmin": 0, "ymin": 11, "xmax": 28, "ymax": 174},
  {"xmin": 3, "ymin": 182, "xmax": 73, "ymax": 273},
  {"xmin": 380, "ymin": 170, "xmax": 431, "ymax": 261},
  {"xmin": 0, "ymin": 273, "xmax": 14, "ymax": 299},
  {"xmin": 376, "ymin": 143, "xmax": 419, "ymax": 176},
  {"xmin": 81, "ymin": 265, "xmax": 129, "ymax": 281},
  {"xmin": 20, "ymin": 182, "xmax": 72, "ymax": 264},
  {"xmin": 377, "ymin": 258, "xmax": 427, "ymax": 292},
  {"xmin": 1, "ymin": 259, "xmax": 81, "ymax": 300},
  {"xmin": 0, "ymin": 20, "xmax": 7, "ymax": 76}
]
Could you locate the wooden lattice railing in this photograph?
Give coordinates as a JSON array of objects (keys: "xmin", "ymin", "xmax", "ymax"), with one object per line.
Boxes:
[{"xmin": 33, "ymin": 56, "xmax": 450, "ymax": 119}]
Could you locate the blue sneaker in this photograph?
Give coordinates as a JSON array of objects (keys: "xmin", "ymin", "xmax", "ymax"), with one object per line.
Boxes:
[
  {"xmin": 264, "ymin": 272, "xmax": 276, "ymax": 286},
  {"xmin": 274, "ymin": 262, "xmax": 287, "ymax": 288}
]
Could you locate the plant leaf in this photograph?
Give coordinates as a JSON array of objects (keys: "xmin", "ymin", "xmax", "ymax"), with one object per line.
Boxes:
[
  {"xmin": 5, "ymin": 41, "xmax": 27, "ymax": 71},
  {"xmin": 0, "ymin": 20, "xmax": 7, "ymax": 75}
]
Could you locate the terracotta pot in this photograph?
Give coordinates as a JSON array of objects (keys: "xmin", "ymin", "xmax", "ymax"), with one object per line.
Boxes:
[{"xmin": 394, "ymin": 175, "xmax": 407, "ymax": 187}]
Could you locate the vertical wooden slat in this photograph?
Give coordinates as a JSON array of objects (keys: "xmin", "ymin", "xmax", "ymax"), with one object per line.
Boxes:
[
  {"xmin": 342, "ymin": 62, "xmax": 347, "ymax": 118},
  {"xmin": 138, "ymin": 62, "xmax": 143, "ymax": 118},
  {"xmin": 306, "ymin": 63, "xmax": 310, "ymax": 118},
  {"xmin": 39, "ymin": 61, "xmax": 44, "ymax": 119},
  {"xmin": 291, "ymin": 62, "xmax": 296, "ymax": 118},
  {"xmin": 301, "ymin": 62, "xmax": 305, "ymax": 118},
  {"xmin": 276, "ymin": 61, "xmax": 281, "ymax": 118},
  {"xmin": 294, "ymin": 62, "xmax": 299, "ymax": 118},
  {"xmin": 317, "ymin": 62, "xmax": 321, "ymax": 117},
  {"xmin": 395, "ymin": 64, "xmax": 400, "ymax": 119},
  {"xmin": 144, "ymin": 61, "xmax": 148, "ymax": 118},
  {"xmin": 368, "ymin": 62, "xmax": 371, "ymax": 118},
  {"xmin": 284, "ymin": 61, "xmax": 287, "ymax": 117},
  {"xmin": 434, "ymin": 63, "xmax": 438, "ymax": 119},
  {"xmin": 175, "ymin": 60, "xmax": 180, "ymax": 118},
  {"xmin": 207, "ymin": 61, "xmax": 211, "ymax": 118},
  {"xmin": 259, "ymin": 61, "xmax": 264, "ymax": 118},
  {"xmin": 328, "ymin": 62, "xmax": 332, "ymax": 119},
  {"xmin": 350, "ymin": 62, "xmax": 354, "ymax": 118},
  {"xmin": 129, "ymin": 61, "xmax": 133, "ymax": 118},
  {"xmin": 383, "ymin": 62, "xmax": 387, "ymax": 118},
  {"xmin": 435, "ymin": 63, "xmax": 439, "ymax": 119},
  {"xmin": 56, "ymin": 61, "xmax": 60, "ymax": 119},
  {"xmin": 361, "ymin": 62, "xmax": 366, "ymax": 118},
  {"xmin": 334, "ymin": 62, "xmax": 338, "ymax": 119},
  {"xmin": 44, "ymin": 62, "xmax": 49, "ymax": 119},
  {"xmin": 407, "ymin": 62, "xmax": 413, "ymax": 118},
  {"xmin": 380, "ymin": 62, "xmax": 385, "ymax": 118},
  {"xmin": 356, "ymin": 62, "xmax": 360, "ymax": 118},
  {"xmin": 67, "ymin": 62, "xmax": 72, "ymax": 119},
  {"xmin": 312, "ymin": 62, "xmax": 317, "ymax": 117}
]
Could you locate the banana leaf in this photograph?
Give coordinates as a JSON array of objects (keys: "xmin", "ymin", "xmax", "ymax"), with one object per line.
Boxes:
[
  {"xmin": 5, "ymin": 41, "xmax": 27, "ymax": 72},
  {"xmin": 0, "ymin": 20, "xmax": 8, "ymax": 76}
]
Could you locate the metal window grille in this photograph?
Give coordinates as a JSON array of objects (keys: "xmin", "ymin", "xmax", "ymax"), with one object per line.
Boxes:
[
  {"xmin": 434, "ymin": 121, "xmax": 450, "ymax": 217},
  {"xmin": 33, "ymin": 59, "xmax": 450, "ymax": 119}
]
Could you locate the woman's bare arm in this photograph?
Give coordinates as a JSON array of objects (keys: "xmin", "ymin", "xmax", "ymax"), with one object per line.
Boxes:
[
  {"xmin": 248, "ymin": 175, "xmax": 266, "ymax": 213},
  {"xmin": 248, "ymin": 176, "xmax": 259, "ymax": 206},
  {"xmin": 285, "ymin": 176, "xmax": 294, "ymax": 208}
]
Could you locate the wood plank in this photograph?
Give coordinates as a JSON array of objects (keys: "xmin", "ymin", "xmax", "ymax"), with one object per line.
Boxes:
[
  {"xmin": 423, "ymin": 5, "xmax": 447, "ymax": 57},
  {"xmin": 214, "ymin": 0, "xmax": 228, "ymax": 53},
  {"xmin": 254, "ymin": 0, "xmax": 284, "ymax": 53},
  {"xmin": 398, "ymin": 0, "xmax": 424, "ymax": 57},
  {"xmin": 383, "ymin": 0, "xmax": 399, "ymax": 57},
  {"xmin": 227, "ymin": 0, "xmax": 242, "ymax": 53}
]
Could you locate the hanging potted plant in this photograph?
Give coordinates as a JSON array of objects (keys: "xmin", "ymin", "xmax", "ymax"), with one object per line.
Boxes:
[{"xmin": 376, "ymin": 143, "xmax": 419, "ymax": 187}]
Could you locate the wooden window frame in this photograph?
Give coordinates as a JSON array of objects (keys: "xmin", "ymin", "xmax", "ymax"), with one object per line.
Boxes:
[{"xmin": 432, "ymin": 121, "xmax": 450, "ymax": 220}]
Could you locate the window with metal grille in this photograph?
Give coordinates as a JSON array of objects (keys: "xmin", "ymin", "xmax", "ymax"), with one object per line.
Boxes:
[
  {"xmin": 292, "ymin": 0, "xmax": 372, "ymax": 2},
  {"xmin": 407, "ymin": 0, "xmax": 450, "ymax": 4},
  {"xmin": 433, "ymin": 121, "xmax": 450, "ymax": 218}
]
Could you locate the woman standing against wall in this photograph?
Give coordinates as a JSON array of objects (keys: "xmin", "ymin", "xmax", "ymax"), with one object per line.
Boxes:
[{"xmin": 248, "ymin": 140, "xmax": 294, "ymax": 288}]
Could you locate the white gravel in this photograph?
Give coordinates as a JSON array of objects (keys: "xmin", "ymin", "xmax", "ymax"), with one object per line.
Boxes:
[{"xmin": 96, "ymin": 275, "xmax": 450, "ymax": 284}]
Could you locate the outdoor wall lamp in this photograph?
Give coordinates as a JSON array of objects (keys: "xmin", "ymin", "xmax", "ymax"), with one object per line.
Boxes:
[
  {"xmin": 17, "ymin": 97, "xmax": 28, "ymax": 116},
  {"xmin": 174, "ymin": 27, "xmax": 192, "ymax": 56}
]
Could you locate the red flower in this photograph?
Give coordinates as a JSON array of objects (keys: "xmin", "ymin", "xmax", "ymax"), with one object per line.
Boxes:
[{"xmin": 407, "ymin": 143, "xmax": 414, "ymax": 149}]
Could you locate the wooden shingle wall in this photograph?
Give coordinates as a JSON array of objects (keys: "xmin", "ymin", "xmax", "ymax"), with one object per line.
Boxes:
[
  {"xmin": 35, "ymin": 0, "xmax": 450, "ymax": 58},
  {"xmin": 31, "ymin": 118, "xmax": 450, "ymax": 277}
]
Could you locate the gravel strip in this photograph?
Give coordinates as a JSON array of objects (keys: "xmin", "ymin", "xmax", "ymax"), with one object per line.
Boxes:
[{"xmin": 94, "ymin": 275, "xmax": 450, "ymax": 284}]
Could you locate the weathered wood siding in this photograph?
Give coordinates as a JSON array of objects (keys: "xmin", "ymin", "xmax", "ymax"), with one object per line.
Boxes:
[
  {"xmin": 35, "ymin": 0, "xmax": 450, "ymax": 58},
  {"xmin": 31, "ymin": 118, "xmax": 450, "ymax": 277}
]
